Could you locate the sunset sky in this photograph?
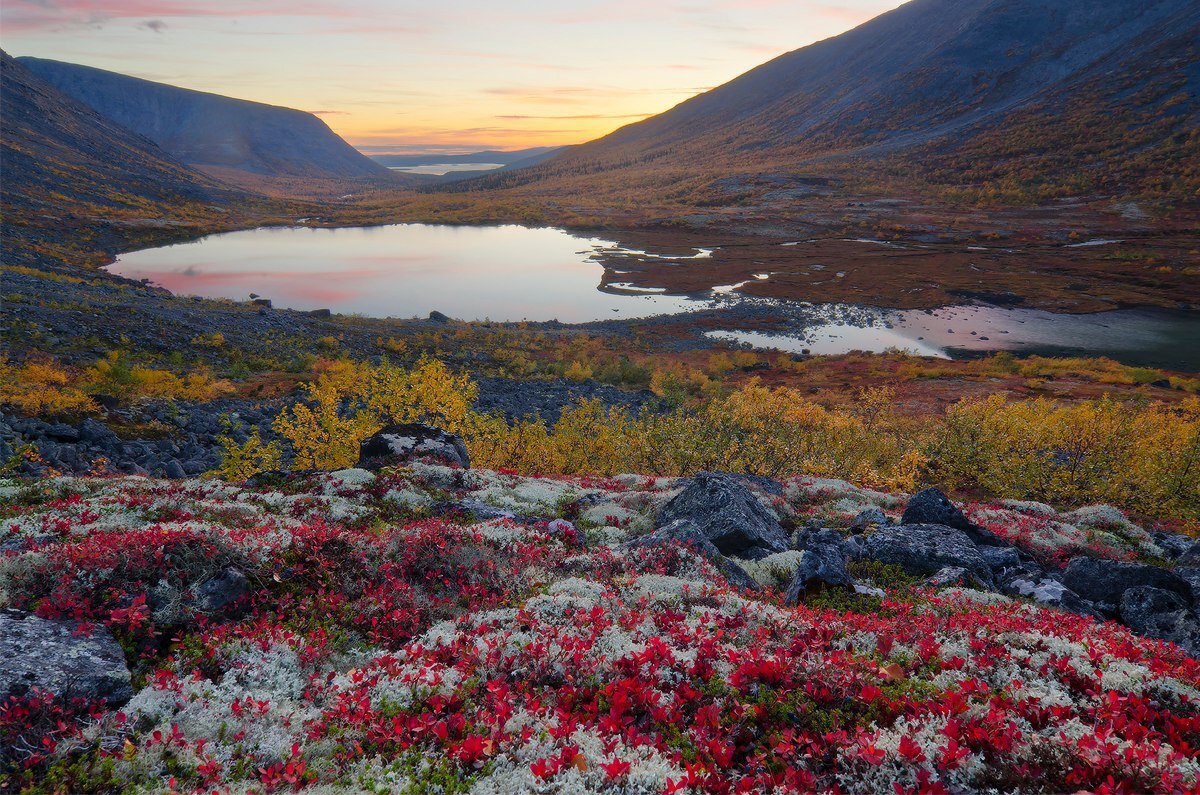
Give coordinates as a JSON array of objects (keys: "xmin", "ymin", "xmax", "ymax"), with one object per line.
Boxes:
[{"xmin": 2, "ymin": 0, "xmax": 904, "ymax": 153}]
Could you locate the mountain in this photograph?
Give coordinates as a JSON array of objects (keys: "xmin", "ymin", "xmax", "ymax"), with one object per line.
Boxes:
[
  {"xmin": 479, "ymin": 0, "xmax": 1199, "ymax": 205},
  {"xmin": 18, "ymin": 56, "xmax": 389, "ymax": 184},
  {"xmin": 0, "ymin": 51, "xmax": 239, "ymax": 267}
]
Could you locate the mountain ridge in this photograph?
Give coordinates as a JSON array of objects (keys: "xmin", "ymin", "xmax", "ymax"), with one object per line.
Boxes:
[
  {"xmin": 468, "ymin": 0, "xmax": 1199, "ymax": 206},
  {"xmin": 18, "ymin": 56, "xmax": 390, "ymax": 184}
]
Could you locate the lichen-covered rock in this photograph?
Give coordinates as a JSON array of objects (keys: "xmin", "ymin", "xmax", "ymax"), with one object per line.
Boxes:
[
  {"xmin": 1062, "ymin": 557, "xmax": 1193, "ymax": 614},
  {"xmin": 902, "ymin": 488, "xmax": 1009, "ymax": 547},
  {"xmin": 926, "ymin": 566, "xmax": 989, "ymax": 589},
  {"xmin": 656, "ymin": 472, "xmax": 788, "ymax": 557},
  {"xmin": 358, "ymin": 423, "xmax": 470, "ymax": 470},
  {"xmin": 0, "ymin": 610, "xmax": 132, "ymax": 706},
  {"xmin": 862, "ymin": 523, "xmax": 992, "ymax": 585},
  {"xmin": 784, "ymin": 528, "xmax": 852, "ymax": 604},
  {"xmin": 1120, "ymin": 586, "xmax": 1200, "ymax": 656},
  {"xmin": 191, "ymin": 567, "xmax": 250, "ymax": 614}
]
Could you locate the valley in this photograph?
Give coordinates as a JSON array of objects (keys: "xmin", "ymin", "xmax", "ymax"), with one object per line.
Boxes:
[{"xmin": 2, "ymin": 0, "xmax": 1200, "ymax": 792}]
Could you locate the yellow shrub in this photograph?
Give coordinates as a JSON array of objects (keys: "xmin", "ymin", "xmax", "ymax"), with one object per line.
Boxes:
[
  {"xmin": 210, "ymin": 430, "xmax": 282, "ymax": 481},
  {"xmin": 273, "ymin": 379, "xmax": 379, "ymax": 470},
  {"xmin": 0, "ymin": 357, "xmax": 94, "ymax": 417}
]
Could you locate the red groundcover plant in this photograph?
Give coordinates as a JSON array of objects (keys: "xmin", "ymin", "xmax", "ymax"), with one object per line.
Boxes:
[{"xmin": 1, "ymin": 470, "xmax": 1197, "ymax": 793}]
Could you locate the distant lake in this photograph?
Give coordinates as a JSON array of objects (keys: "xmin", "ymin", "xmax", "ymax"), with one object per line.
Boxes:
[
  {"xmin": 110, "ymin": 224, "xmax": 699, "ymax": 322},
  {"xmin": 388, "ymin": 163, "xmax": 503, "ymax": 175},
  {"xmin": 109, "ymin": 223, "xmax": 1200, "ymax": 371}
]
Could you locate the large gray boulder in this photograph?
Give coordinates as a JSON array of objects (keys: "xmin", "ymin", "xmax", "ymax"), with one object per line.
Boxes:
[
  {"xmin": 358, "ymin": 423, "xmax": 470, "ymax": 470},
  {"xmin": 656, "ymin": 472, "xmax": 788, "ymax": 557},
  {"xmin": 784, "ymin": 528, "xmax": 852, "ymax": 604},
  {"xmin": 1119, "ymin": 587, "xmax": 1200, "ymax": 656},
  {"xmin": 902, "ymin": 488, "xmax": 1008, "ymax": 547},
  {"xmin": 0, "ymin": 610, "xmax": 133, "ymax": 707},
  {"xmin": 1062, "ymin": 558, "xmax": 1193, "ymax": 614},
  {"xmin": 862, "ymin": 523, "xmax": 992, "ymax": 585}
]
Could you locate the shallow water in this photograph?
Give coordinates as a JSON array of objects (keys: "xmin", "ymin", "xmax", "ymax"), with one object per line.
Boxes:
[
  {"xmin": 110, "ymin": 223, "xmax": 1200, "ymax": 370},
  {"xmin": 707, "ymin": 304, "xmax": 1200, "ymax": 370}
]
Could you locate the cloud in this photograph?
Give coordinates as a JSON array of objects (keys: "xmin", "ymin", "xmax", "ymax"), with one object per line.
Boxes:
[
  {"xmin": 309, "ymin": 109, "xmax": 348, "ymax": 115},
  {"xmin": 1, "ymin": 0, "xmax": 426, "ymax": 33},
  {"xmin": 137, "ymin": 18, "xmax": 167, "ymax": 32}
]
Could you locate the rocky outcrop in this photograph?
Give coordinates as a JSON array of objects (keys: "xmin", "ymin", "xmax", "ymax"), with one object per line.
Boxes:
[
  {"xmin": 358, "ymin": 424, "xmax": 470, "ymax": 470},
  {"xmin": 1119, "ymin": 586, "xmax": 1200, "ymax": 656},
  {"xmin": 0, "ymin": 610, "xmax": 132, "ymax": 707},
  {"xmin": 862, "ymin": 523, "xmax": 993, "ymax": 585},
  {"xmin": 1061, "ymin": 557, "xmax": 1193, "ymax": 614},
  {"xmin": 656, "ymin": 472, "xmax": 788, "ymax": 557},
  {"xmin": 784, "ymin": 528, "xmax": 852, "ymax": 603},
  {"xmin": 902, "ymin": 488, "xmax": 1008, "ymax": 547}
]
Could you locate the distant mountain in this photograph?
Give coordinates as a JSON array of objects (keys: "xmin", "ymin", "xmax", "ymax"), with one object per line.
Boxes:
[
  {"xmin": 482, "ymin": 0, "xmax": 1199, "ymax": 204},
  {"xmin": 19, "ymin": 57, "xmax": 389, "ymax": 184},
  {"xmin": 0, "ymin": 51, "xmax": 238, "ymax": 265},
  {"xmin": 369, "ymin": 146, "xmax": 563, "ymax": 168}
]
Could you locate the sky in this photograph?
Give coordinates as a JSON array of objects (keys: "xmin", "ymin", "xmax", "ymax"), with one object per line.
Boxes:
[{"xmin": 2, "ymin": 0, "xmax": 905, "ymax": 154}]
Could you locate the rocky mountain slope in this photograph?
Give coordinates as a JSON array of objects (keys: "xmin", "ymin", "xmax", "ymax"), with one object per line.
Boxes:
[
  {"xmin": 481, "ymin": 0, "xmax": 1199, "ymax": 204},
  {"xmin": 0, "ymin": 51, "xmax": 236, "ymax": 266},
  {"xmin": 2, "ymin": 430, "xmax": 1198, "ymax": 792},
  {"xmin": 19, "ymin": 56, "xmax": 390, "ymax": 183}
]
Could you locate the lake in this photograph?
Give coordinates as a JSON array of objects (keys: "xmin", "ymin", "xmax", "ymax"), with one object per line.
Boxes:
[{"xmin": 109, "ymin": 223, "xmax": 1200, "ymax": 370}]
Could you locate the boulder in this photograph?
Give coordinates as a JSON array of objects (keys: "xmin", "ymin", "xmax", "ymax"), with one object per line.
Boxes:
[
  {"xmin": 1119, "ymin": 586, "xmax": 1200, "ymax": 655},
  {"xmin": 926, "ymin": 566, "xmax": 989, "ymax": 589},
  {"xmin": 1002, "ymin": 577, "xmax": 1102, "ymax": 618},
  {"xmin": 626, "ymin": 519, "xmax": 759, "ymax": 591},
  {"xmin": 848, "ymin": 507, "xmax": 889, "ymax": 533},
  {"xmin": 0, "ymin": 610, "xmax": 132, "ymax": 707},
  {"xmin": 656, "ymin": 472, "xmax": 788, "ymax": 557},
  {"xmin": 979, "ymin": 545, "xmax": 1022, "ymax": 572},
  {"xmin": 1061, "ymin": 557, "xmax": 1193, "ymax": 613},
  {"xmin": 358, "ymin": 423, "xmax": 470, "ymax": 470},
  {"xmin": 784, "ymin": 528, "xmax": 852, "ymax": 604},
  {"xmin": 1150, "ymin": 530, "xmax": 1197, "ymax": 559},
  {"xmin": 862, "ymin": 523, "xmax": 992, "ymax": 585},
  {"xmin": 191, "ymin": 567, "xmax": 250, "ymax": 614},
  {"xmin": 902, "ymin": 487, "xmax": 1008, "ymax": 547}
]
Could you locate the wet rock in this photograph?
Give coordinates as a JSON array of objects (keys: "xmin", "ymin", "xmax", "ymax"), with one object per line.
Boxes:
[
  {"xmin": 902, "ymin": 487, "xmax": 1008, "ymax": 547},
  {"xmin": 1062, "ymin": 557, "xmax": 1193, "ymax": 614},
  {"xmin": 358, "ymin": 423, "xmax": 470, "ymax": 470},
  {"xmin": 784, "ymin": 528, "xmax": 851, "ymax": 604},
  {"xmin": 656, "ymin": 472, "xmax": 788, "ymax": 557},
  {"xmin": 1119, "ymin": 587, "xmax": 1200, "ymax": 655},
  {"xmin": 0, "ymin": 610, "xmax": 133, "ymax": 707},
  {"xmin": 191, "ymin": 568, "xmax": 250, "ymax": 615},
  {"xmin": 862, "ymin": 523, "xmax": 992, "ymax": 585}
]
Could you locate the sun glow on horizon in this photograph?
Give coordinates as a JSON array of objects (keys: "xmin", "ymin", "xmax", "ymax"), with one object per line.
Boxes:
[{"xmin": 1, "ymin": 0, "xmax": 904, "ymax": 152}]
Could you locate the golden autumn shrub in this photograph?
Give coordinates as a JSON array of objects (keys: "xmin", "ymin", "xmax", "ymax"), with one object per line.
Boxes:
[
  {"xmin": 0, "ymin": 357, "xmax": 94, "ymax": 417},
  {"xmin": 926, "ymin": 395, "xmax": 1200, "ymax": 517}
]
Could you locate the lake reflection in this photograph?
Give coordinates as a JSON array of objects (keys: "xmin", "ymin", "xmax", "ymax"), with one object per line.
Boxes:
[{"xmin": 110, "ymin": 224, "xmax": 699, "ymax": 322}]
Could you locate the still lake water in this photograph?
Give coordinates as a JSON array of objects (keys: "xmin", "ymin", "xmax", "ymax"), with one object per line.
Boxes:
[{"xmin": 109, "ymin": 223, "xmax": 1200, "ymax": 371}]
